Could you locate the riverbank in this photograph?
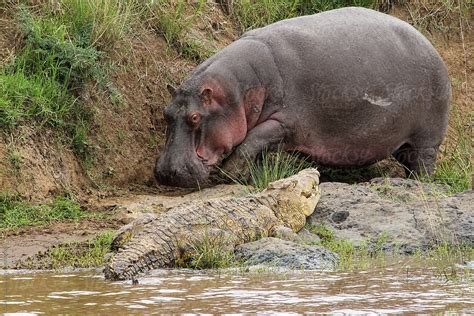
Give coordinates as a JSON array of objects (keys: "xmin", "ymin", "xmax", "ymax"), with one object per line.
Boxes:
[{"xmin": 2, "ymin": 177, "xmax": 472, "ymax": 280}]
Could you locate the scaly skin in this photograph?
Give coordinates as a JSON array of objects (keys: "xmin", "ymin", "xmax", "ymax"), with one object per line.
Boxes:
[{"xmin": 104, "ymin": 168, "xmax": 321, "ymax": 280}]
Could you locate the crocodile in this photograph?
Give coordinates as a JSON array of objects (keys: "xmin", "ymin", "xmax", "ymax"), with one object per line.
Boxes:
[{"xmin": 104, "ymin": 168, "xmax": 321, "ymax": 280}]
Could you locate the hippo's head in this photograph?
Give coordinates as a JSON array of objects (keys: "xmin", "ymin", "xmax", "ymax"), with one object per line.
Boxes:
[{"xmin": 154, "ymin": 75, "xmax": 249, "ymax": 187}]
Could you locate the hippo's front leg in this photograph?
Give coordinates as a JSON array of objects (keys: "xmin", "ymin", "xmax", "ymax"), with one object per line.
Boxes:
[{"xmin": 222, "ymin": 119, "xmax": 286, "ymax": 179}]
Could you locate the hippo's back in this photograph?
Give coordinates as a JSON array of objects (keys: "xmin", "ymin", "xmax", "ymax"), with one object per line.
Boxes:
[
  {"xmin": 244, "ymin": 7, "xmax": 448, "ymax": 90},
  {"xmin": 244, "ymin": 7, "xmax": 441, "ymax": 63}
]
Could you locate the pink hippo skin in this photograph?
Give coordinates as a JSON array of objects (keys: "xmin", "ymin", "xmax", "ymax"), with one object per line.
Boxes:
[{"xmin": 155, "ymin": 7, "xmax": 451, "ymax": 188}]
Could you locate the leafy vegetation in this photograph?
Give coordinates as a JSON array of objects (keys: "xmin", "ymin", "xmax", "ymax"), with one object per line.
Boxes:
[
  {"xmin": 19, "ymin": 230, "xmax": 115, "ymax": 269},
  {"xmin": 0, "ymin": 194, "xmax": 97, "ymax": 229},
  {"xmin": 0, "ymin": 0, "xmax": 144, "ymax": 169}
]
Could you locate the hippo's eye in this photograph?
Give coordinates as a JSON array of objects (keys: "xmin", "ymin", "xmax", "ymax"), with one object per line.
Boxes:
[{"xmin": 188, "ymin": 112, "xmax": 201, "ymax": 126}]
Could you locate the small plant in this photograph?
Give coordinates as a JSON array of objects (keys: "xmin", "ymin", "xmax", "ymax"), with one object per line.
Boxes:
[
  {"xmin": 0, "ymin": 194, "xmax": 94, "ymax": 229},
  {"xmin": 6, "ymin": 143, "xmax": 22, "ymax": 173},
  {"xmin": 308, "ymin": 223, "xmax": 335, "ymax": 241},
  {"xmin": 177, "ymin": 229, "xmax": 235, "ymax": 269},
  {"xmin": 223, "ymin": 149, "xmax": 311, "ymax": 192}
]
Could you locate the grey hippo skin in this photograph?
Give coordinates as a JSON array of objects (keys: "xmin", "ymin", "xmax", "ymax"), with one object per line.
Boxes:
[{"xmin": 155, "ymin": 7, "xmax": 451, "ymax": 188}]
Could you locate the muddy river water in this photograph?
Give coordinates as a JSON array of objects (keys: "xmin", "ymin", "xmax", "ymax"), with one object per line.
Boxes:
[{"xmin": 1, "ymin": 267, "xmax": 473, "ymax": 314}]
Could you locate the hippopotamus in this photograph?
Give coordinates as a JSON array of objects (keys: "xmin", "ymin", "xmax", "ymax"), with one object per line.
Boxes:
[{"xmin": 155, "ymin": 7, "xmax": 451, "ymax": 188}]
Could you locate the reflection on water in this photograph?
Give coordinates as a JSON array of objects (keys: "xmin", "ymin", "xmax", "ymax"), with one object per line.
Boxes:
[{"xmin": 1, "ymin": 267, "xmax": 473, "ymax": 314}]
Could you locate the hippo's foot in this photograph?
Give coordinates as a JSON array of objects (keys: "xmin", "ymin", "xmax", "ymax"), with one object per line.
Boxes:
[{"xmin": 393, "ymin": 144, "xmax": 438, "ymax": 177}]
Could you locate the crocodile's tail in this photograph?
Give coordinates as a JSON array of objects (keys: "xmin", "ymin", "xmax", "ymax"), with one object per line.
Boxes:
[{"xmin": 104, "ymin": 222, "xmax": 179, "ymax": 280}]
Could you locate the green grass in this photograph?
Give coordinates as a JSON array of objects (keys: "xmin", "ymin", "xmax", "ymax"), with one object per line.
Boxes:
[
  {"xmin": 19, "ymin": 230, "xmax": 115, "ymax": 269},
  {"xmin": 149, "ymin": 0, "xmax": 214, "ymax": 61},
  {"xmin": 429, "ymin": 110, "xmax": 472, "ymax": 194},
  {"xmin": 223, "ymin": 149, "xmax": 311, "ymax": 192},
  {"xmin": 0, "ymin": 5, "xmax": 115, "ymax": 165},
  {"xmin": 231, "ymin": 0, "xmax": 379, "ymax": 32},
  {"xmin": 0, "ymin": 194, "xmax": 95, "ymax": 230},
  {"xmin": 410, "ymin": 242, "xmax": 474, "ymax": 282},
  {"xmin": 307, "ymin": 223, "xmax": 473, "ymax": 279},
  {"xmin": 231, "ymin": 0, "xmax": 296, "ymax": 32},
  {"xmin": 177, "ymin": 230, "xmax": 235, "ymax": 269},
  {"xmin": 0, "ymin": 70, "xmax": 76, "ymax": 127},
  {"xmin": 60, "ymin": 0, "xmax": 140, "ymax": 50},
  {"xmin": 307, "ymin": 223, "xmax": 390, "ymax": 271}
]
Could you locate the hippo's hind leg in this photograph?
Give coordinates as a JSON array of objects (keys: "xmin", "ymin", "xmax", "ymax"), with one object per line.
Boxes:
[{"xmin": 393, "ymin": 143, "xmax": 439, "ymax": 177}]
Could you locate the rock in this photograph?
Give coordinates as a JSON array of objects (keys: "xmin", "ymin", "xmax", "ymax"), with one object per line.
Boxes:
[
  {"xmin": 234, "ymin": 237, "xmax": 338, "ymax": 270},
  {"xmin": 273, "ymin": 226, "xmax": 299, "ymax": 242},
  {"xmin": 296, "ymin": 228, "xmax": 321, "ymax": 244},
  {"xmin": 308, "ymin": 179, "xmax": 473, "ymax": 254}
]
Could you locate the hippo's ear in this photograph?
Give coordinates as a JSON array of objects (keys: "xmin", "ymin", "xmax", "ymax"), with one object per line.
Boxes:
[
  {"xmin": 200, "ymin": 88, "xmax": 213, "ymax": 105},
  {"xmin": 167, "ymin": 84, "xmax": 177, "ymax": 96}
]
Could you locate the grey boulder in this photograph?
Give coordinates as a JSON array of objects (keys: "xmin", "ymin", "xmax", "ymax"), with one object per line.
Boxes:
[
  {"xmin": 308, "ymin": 178, "xmax": 473, "ymax": 254},
  {"xmin": 235, "ymin": 237, "xmax": 338, "ymax": 270}
]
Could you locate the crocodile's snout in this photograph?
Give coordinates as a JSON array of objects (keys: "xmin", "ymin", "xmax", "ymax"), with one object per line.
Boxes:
[{"xmin": 261, "ymin": 168, "xmax": 321, "ymax": 217}]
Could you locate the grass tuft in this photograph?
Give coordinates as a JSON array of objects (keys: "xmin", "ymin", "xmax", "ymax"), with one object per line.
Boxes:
[
  {"xmin": 222, "ymin": 149, "xmax": 311, "ymax": 192},
  {"xmin": 150, "ymin": 0, "xmax": 214, "ymax": 61},
  {"xmin": 0, "ymin": 194, "xmax": 96, "ymax": 230},
  {"xmin": 60, "ymin": 0, "xmax": 138, "ymax": 50},
  {"xmin": 430, "ymin": 109, "xmax": 472, "ymax": 194},
  {"xmin": 177, "ymin": 230, "xmax": 235, "ymax": 269},
  {"xmin": 19, "ymin": 230, "xmax": 115, "ymax": 269}
]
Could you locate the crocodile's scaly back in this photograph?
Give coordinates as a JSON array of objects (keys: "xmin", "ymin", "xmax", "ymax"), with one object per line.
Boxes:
[{"xmin": 104, "ymin": 168, "xmax": 320, "ymax": 280}]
